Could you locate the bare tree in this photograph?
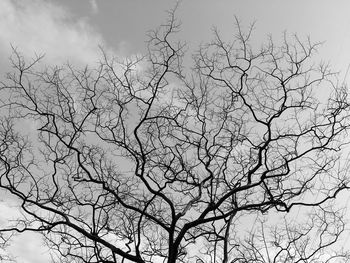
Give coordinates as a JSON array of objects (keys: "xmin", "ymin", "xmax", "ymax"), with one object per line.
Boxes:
[
  {"xmin": 225, "ymin": 207, "xmax": 350, "ymax": 263},
  {"xmin": 0, "ymin": 9, "xmax": 350, "ymax": 263}
]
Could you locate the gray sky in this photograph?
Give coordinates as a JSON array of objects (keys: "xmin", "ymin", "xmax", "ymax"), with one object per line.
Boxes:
[
  {"xmin": 1, "ymin": 0, "xmax": 350, "ymax": 262},
  {"xmin": 2, "ymin": 0, "xmax": 350, "ymax": 72}
]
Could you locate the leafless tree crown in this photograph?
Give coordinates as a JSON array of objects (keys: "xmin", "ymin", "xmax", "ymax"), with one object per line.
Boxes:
[{"xmin": 0, "ymin": 9, "xmax": 350, "ymax": 263}]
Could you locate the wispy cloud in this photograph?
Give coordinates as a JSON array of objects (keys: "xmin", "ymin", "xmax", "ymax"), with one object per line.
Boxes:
[
  {"xmin": 90, "ymin": 0, "xmax": 99, "ymax": 14},
  {"xmin": 0, "ymin": 0, "xmax": 113, "ymax": 70}
]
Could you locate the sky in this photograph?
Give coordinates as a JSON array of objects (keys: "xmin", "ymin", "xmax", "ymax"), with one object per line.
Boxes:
[
  {"xmin": 1, "ymin": 0, "xmax": 350, "ymax": 73},
  {"xmin": 2, "ymin": 0, "xmax": 350, "ymax": 262}
]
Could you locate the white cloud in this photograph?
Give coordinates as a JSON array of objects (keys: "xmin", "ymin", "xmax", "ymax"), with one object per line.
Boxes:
[
  {"xmin": 90, "ymin": 0, "xmax": 99, "ymax": 14},
  {"xmin": 0, "ymin": 198, "xmax": 51, "ymax": 263},
  {"xmin": 0, "ymin": 1, "xmax": 119, "ymax": 261},
  {"xmin": 7, "ymin": 232, "xmax": 50, "ymax": 263},
  {"xmin": 0, "ymin": 0, "xmax": 112, "ymax": 69}
]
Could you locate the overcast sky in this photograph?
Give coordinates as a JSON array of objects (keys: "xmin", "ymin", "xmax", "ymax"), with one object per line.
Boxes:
[
  {"xmin": 2, "ymin": 0, "xmax": 350, "ymax": 262},
  {"xmin": 1, "ymin": 0, "xmax": 350, "ymax": 72}
]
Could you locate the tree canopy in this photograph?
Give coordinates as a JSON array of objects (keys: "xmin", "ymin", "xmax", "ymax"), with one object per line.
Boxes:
[{"xmin": 1, "ymin": 9, "xmax": 350, "ymax": 263}]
